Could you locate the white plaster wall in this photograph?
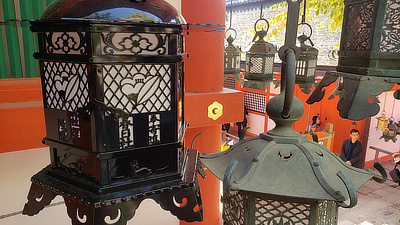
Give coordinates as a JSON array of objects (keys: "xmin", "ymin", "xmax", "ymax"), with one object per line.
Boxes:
[
  {"xmin": 365, "ymin": 91, "xmax": 400, "ymax": 162},
  {"xmin": 247, "ymin": 112, "xmax": 265, "ymax": 135}
]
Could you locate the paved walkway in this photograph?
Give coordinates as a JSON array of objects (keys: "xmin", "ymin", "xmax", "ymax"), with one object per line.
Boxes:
[{"xmin": 339, "ymin": 179, "xmax": 400, "ymax": 225}]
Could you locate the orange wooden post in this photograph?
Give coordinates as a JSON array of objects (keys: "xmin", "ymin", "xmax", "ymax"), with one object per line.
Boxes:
[{"xmin": 181, "ymin": 1, "xmax": 244, "ymax": 224}]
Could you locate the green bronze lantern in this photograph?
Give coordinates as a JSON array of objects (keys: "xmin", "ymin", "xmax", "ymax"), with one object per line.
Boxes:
[
  {"xmin": 307, "ymin": 0, "xmax": 400, "ymax": 121},
  {"xmin": 224, "ymin": 28, "xmax": 242, "ymax": 81},
  {"xmin": 200, "ymin": 0, "xmax": 386, "ymax": 224},
  {"xmin": 245, "ymin": 22, "xmax": 277, "ymax": 82},
  {"xmin": 296, "ymin": 24, "xmax": 318, "ymax": 84},
  {"xmin": 244, "ymin": 1, "xmax": 278, "ymax": 90},
  {"xmin": 337, "ymin": 0, "xmax": 400, "ymax": 77}
]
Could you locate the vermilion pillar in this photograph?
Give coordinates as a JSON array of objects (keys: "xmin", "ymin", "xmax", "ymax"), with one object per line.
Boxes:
[{"xmin": 181, "ymin": 1, "xmax": 244, "ymax": 225}]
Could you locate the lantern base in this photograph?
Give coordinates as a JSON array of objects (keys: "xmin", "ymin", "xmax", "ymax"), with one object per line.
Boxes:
[
  {"xmin": 243, "ymin": 79, "xmax": 276, "ymax": 90},
  {"xmin": 22, "ymin": 149, "xmax": 203, "ymax": 224},
  {"xmin": 307, "ymin": 71, "xmax": 400, "ymax": 121}
]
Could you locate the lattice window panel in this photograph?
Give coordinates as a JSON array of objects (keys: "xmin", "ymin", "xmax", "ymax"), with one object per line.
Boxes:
[
  {"xmin": 250, "ymin": 57, "xmax": 263, "ymax": 73},
  {"xmin": 343, "ymin": 0, "xmax": 374, "ymax": 51},
  {"xmin": 43, "ymin": 61, "xmax": 89, "ymax": 112},
  {"xmin": 148, "ymin": 114, "xmax": 161, "ymax": 145},
  {"xmin": 245, "ymin": 92, "xmax": 266, "ymax": 114},
  {"xmin": 103, "ymin": 64, "xmax": 172, "ymax": 114},
  {"xmin": 315, "ymin": 201, "xmax": 338, "ymax": 225},
  {"xmin": 223, "ymin": 191, "xmax": 246, "ymax": 225},
  {"xmin": 296, "ymin": 60, "xmax": 307, "ymax": 76},
  {"xmin": 264, "ymin": 57, "xmax": 274, "ymax": 75},
  {"xmin": 255, "ymin": 199, "xmax": 310, "ymax": 225},
  {"xmin": 380, "ymin": 0, "xmax": 400, "ymax": 53},
  {"xmin": 224, "ymin": 76, "xmax": 236, "ymax": 89}
]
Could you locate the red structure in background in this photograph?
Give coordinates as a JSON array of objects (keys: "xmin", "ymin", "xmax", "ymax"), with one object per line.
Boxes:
[{"xmin": 181, "ymin": 1, "xmax": 244, "ymax": 225}]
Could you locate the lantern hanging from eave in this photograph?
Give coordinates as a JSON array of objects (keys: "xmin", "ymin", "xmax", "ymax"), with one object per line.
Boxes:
[
  {"xmin": 224, "ymin": 28, "xmax": 242, "ymax": 81},
  {"xmin": 244, "ymin": 17, "xmax": 278, "ymax": 90},
  {"xmin": 295, "ymin": 23, "xmax": 318, "ymax": 84}
]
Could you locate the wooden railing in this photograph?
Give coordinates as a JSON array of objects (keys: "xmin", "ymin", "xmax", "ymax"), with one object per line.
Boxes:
[{"xmin": 370, "ymin": 146, "xmax": 396, "ymax": 167}]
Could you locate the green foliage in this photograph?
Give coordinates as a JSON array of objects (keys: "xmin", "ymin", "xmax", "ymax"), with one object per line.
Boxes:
[{"xmin": 245, "ymin": 0, "xmax": 344, "ymax": 43}]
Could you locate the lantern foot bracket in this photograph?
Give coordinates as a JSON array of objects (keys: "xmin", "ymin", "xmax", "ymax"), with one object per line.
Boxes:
[
  {"xmin": 307, "ymin": 71, "xmax": 398, "ymax": 121},
  {"xmin": 153, "ymin": 180, "xmax": 203, "ymax": 222},
  {"xmin": 22, "ymin": 182, "xmax": 57, "ymax": 216},
  {"xmin": 23, "ymin": 148, "xmax": 203, "ymax": 224}
]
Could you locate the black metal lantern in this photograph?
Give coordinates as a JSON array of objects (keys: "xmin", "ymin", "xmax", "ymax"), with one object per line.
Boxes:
[
  {"xmin": 200, "ymin": 1, "xmax": 385, "ymax": 224},
  {"xmin": 224, "ymin": 29, "xmax": 242, "ymax": 81},
  {"xmin": 22, "ymin": 0, "xmax": 203, "ymax": 224},
  {"xmin": 296, "ymin": 24, "xmax": 318, "ymax": 83}
]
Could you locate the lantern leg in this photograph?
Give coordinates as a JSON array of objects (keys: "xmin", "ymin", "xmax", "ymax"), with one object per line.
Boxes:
[
  {"xmin": 22, "ymin": 182, "xmax": 58, "ymax": 216},
  {"xmin": 153, "ymin": 181, "xmax": 203, "ymax": 222},
  {"xmin": 64, "ymin": 197, "xmax": 142, "ymax": 225}
]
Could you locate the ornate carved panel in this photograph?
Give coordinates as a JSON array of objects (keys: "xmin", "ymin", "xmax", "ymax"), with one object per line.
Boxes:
[
  {"xmin": 44, "ymin": 32, "xmax": 87, "ymax": 54},
  {"xmin": 380, "ymin": 0, "xmax": 400, "ymax": 53},
  {"xmin": 100, "ymin": 32, "xmax": 168, "ymax": 55},
  {"xmin": 43, "ymin": 61, "xmax": 89, "ymax": 112},
  {"xmin": 343, "ymin": 0, "xmax": 375, "ymax": 51},
  {"xmin": 103, "ymin": 64, "xmax": 172, "ymax": 114},
  {"xmin": 148, "ymin": 114, "xmax": 161, "ymax": 145}
]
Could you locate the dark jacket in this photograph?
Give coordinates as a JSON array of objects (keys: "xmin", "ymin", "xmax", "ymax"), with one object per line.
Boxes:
[{"xmin": 339, "ymin": 139, "xmax": 363, "ymax": 168}]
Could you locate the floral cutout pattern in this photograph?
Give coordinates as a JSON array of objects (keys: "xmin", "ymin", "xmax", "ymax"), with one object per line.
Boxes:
[
  {"xmin": 101, "ymin": 32, "xmax": 167, "ymax": 55},
  {"xmin": 45, "ymin": 32, "xmax": 87, "ymax": 54},
  {"xmin": 380, "ymin": 0, "xmax": 400, "ymax": 53}
]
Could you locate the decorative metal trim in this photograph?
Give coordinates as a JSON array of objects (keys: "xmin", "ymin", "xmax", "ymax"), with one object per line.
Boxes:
[
  {"xmin": 342, "ymin": 0, "xmax": 375, "ymax": 51},
  {"xmin": 379, "ymin": 0, "xmax": 400, "ymax": 53},
  {"xmin": 148, "ymin": 114, "xmax": 161, "ymax": 145},
  {"xmin": 44, "ymin": 32, "xmax": 87, "ymax": 54},
  {"xmin": 254, "ymin": 198, "xmax": 311, "ymax": 225},
  {"xmin": 101, "ymin": 32, "xmax": 168, "ymax": 55},
  {"xmin": 43, "ymin": 61, "xmax": 89, "ymax": 112},
  {"xmin": 103, "ymin": 64, "xmax": 172, "ymax": 114}
]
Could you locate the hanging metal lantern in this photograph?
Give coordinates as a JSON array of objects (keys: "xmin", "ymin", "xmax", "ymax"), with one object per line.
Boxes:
[
  {"xmin": 22, "ymin": 0, "xmax": 203, "ymax": 224},
  {"xmin": 224, "ymin": 28, "xmax": 241, "ymax": 81},
  {"xmin": 200, "ymin": 1, "xmax": 386, "ymax": 224},
  {"xmin": 337, "ymin": 0, "xmax": 400, "ymax": 77},
  {"xmin": 376, "ymin": 112, "xmax": 389, "ymax": 131},
  {"xmin": 295, "ymin": 24, "xmax": 318, "ymax": 83},
  {"xmin": 306, "ymin": 0, "xmax": 400, "ymax": 121},
  {"xmin": 380, "ymin": 118, "xmax": 398, "ymax": 142},
  {"xmin": 244, "ymin": 18, "xmax": 278, "ymax": 89}
]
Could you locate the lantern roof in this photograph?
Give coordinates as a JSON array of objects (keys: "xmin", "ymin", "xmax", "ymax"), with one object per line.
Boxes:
[
  {"xmin": 40, "ymin": 0, "xmax": 185, "ymax": 24},
  {"xmin": 201, "ymin": 92, "xmax": 375, "ymax": 203}
]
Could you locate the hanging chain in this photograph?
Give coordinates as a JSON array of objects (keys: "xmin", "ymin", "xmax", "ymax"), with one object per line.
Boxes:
[
  {"xmin": 301, "ymin": 0, "xmax": 307, "ymax": 24},
  {"xmin": 0, "ymin": 19, "xmax": 34, "ymax": 24},
  {"xmin": 260, "ymin": 0, "xmax": 264, "ymax": 19},
  {"xmin": 229, "ymin": 0, "xmax": 233, "ymax": 29}
]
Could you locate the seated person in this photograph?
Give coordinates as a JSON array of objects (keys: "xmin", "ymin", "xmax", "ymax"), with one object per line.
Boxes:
[{"xmin": 305, "ymin": 115, "xmax": 322, "ymax": 133}]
